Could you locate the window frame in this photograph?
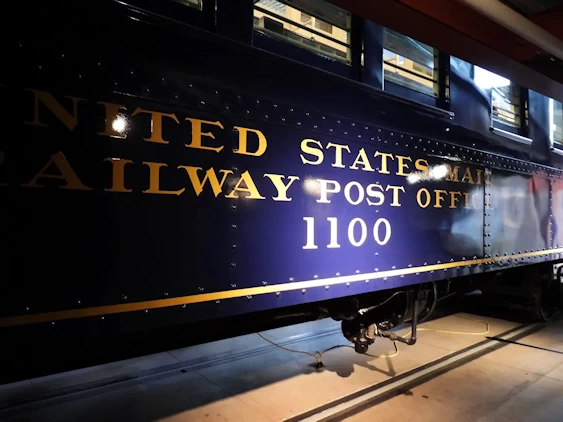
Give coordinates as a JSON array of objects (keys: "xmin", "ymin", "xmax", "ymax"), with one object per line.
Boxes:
[
  {"xmin": 550, "ymin": 98, "xmax": 563, "ymax": 151},
  {"xmin": 127, "ymin": 0, "xmax": 213, "ymax": 29},
  {"xmin": 381, "ymin": 29, "xmax": 440, "ymax": 101},
  {"xmin": 252, "ymin": 0, "xmax": 359, "ymax": 79}
]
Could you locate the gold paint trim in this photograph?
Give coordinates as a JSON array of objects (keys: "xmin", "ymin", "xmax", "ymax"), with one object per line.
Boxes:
[{"xmin": 2, "ymin": 248, "xmax": 563, "ymax": 328}]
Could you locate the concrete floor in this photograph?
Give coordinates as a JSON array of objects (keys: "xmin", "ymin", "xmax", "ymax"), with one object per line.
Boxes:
[
  {"xmin": 1, "ymin": 313, "xmax": 562, "ymax": 421},
  {"xmin": 350, "ymin": 320, "xmax": 563, "ymax": 422}
]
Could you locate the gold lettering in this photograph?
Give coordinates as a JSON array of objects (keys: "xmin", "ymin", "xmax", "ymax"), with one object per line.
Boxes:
[
  {"xmin": 300, "ymin": 139, "xmax": 324, "ymax": 165},
  {"xmin": 22, "ymin": 151, "xmax": 91, "ymax": 190},
  {"xmin": 485, "ymin": 171, "xmax": 492, "ymax": 186},
  {"xmin": 449, "ymin": 191, "xmax": 462, "ymax": 208},
  {"xmin": 142, "ymin": 162, "xmax": 185, "ymax": 195},
  {"xmin": 476, "ymin": 169, "xmax": 483, "ymax": 185},
  {"xmin": 104, "ymin": 158, "xmax": 133, "ymax": 192},
  {"xmin": 98, "ymin": 102, "xmax": 128, "ymax": 138},
  {"xmin": 185, "ymin": 118, "xmax": 224, "ymax": 152},
  {"xmin": 446, "ymin": 165, "xmax": 460, "ymax": 182},
  {"xmin": 472, "ymin": 192, "xmax": 481, "ymax": 209},
  {"xmin": 225, "ymin": 171, "xmax": 266, "ymax": 199},
  {"xmin": 485, "ymin": 195, "xmax": 494, "ymax": 209},
  {"xmin": 350, "ymin": 148, "xmax": 374, "ymax": 172},
  {"xmin": 386, "ymin": 185, "xmax": 405, "ymax": 207},
  {"xmin": 434, "ymin": 189, "xmax": 447, "ymax": 208},
  {"xmin": 263, "ymin": 174, "xmax": 299, "ymax": 201},
  {"xmin": 415, "ymin": 159, "xmax": 429, "ymax": 177},
  {"xmin": 417, "ymin": 188, "xmax": 431, "ymax": 208},
  {"xmin": 25, "ymin": 89, "xmax": 84, "ymax": 130},
  {"xmin": 233, "ymin": 126, "xmax": 267, "ymax": 156},
  {"xmin": 326, "ymin": 143, "xmax": 350, "ymax": 168},
  {"xmin": 463, "ymin": 192, "xmax": 470, "ymax": 209},
  {"xmin": 179, "ymin": 166, "xmax": 232, "ymax": 197},
  {"xmin": 131, "ymin": 108, "xmax": 179, "ymax": 144},
  {"xmin": 396, "ymin": 155, "xmax": 412, "ymax": 176},
  {"xmin": 374, "ymin": 152, "xmax": 394, "ymax": 174},
  {"xmin": 461, "ymin": 167, "xmax": 474, "ymax": 184}
]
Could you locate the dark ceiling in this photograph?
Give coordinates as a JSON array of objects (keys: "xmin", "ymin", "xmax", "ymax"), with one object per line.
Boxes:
[{"xmin": 501, "ymin": 0, "xmax": 563, "ymax": 17}]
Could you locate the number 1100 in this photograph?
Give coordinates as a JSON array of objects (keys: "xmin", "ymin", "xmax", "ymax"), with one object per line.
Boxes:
[{"xmin": 303, "ymin": 217, "xmax": 391, "ymax": 249}]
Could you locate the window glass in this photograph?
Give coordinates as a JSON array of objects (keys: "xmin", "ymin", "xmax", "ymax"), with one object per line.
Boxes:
[
  {"xmin": 474, "ymin": 66, "xmax": 521, "ymax": 127},
  {"xmin": 173, "ymin": 0, "xmax": 203, "ymax": 10},
  {"xmin": 552, "ymin": 99, "xmax": 563, "ymax": 145},
  {"xmin": 382, "ymin": 29, "xmax": 438, "ymax": 97},
  {"xmin": 253, "ymin": 0, "xmax": 351, "ymax": 64}
]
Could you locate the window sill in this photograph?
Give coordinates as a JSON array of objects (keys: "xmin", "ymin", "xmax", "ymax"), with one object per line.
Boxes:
[{"xmin": 490, "ymin": 127, "xmax": 532, "ymax": 145}]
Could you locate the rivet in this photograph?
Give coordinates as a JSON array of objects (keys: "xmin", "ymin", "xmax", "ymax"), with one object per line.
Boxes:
[
  {"xmin": 164, "ymin": 292, "xmax": 169, "ymax": 297},
  {"xmin": 100, "ymin": 316, "xmax": 105, "ymax": 320},
  {"xmin": 198, "ymin": 287, "xmax": 204, "ymax": 292},
  {"xmin": 392, "ymin": 265, "xmax": 396, "ymax": 269},
  {"xmin": 383, "ymin": 277, "xmax": 388, "ymax": 281},
  {"xmin": 232, "ymin": 244, "xmax": 237, "ymax": 249},
  {"xmin": 122, "ymin": 295, "xmax": 128, "ymax": 300},
  {"xmin": 247, "ymin": 295, "xmax": 252, "ymax": 300},
  {"xmin": 375, "ymin": 268, "xmax": 379, "ymax": 272},
  {"xmin": 314, "ymin": 274, "xmax": 318, "ymax": 279},
  {"xmin": 26, "ymin": 307, "xmax": 30, "ymax": 311},
  {"xmin": 356, "ymin": 270, "xmax": 360, "ymax": 273},
  {"xmin": 262, "ymin": 281, "xmax": 267, "ymax": 285},
  {"xmin": 145, "ymin": 310, "xmax": 148, "ymax": 313},
  {"xmin": 182, "ymin": 304, "xmax": 187, "ymax": 308},
  {"xmin": 302, "ymin": 289, "xmax": 306, "ymax": 294},
  {"xmin": 325, "ymin": 285, "xmax": 329, "ymax": 290},
  {"xmin": 289, "ymin": 277, "xmax": 294, "ymax": 281},
  {"xmin": 77, "ymin": 300, "xmax": 81, "ymax": 305},
  {"xmin": 408, "ymin": 264, "xmax": 412, "ymax": 267},
  {"xmin": 276, "ymin": 292, "xmax": 281, "ymax": 296},
  {"xmin": 231, "ymin": 283, "xmax": 237, "ymax": 288},
  {"xmin": 346, "ymin": 282, "xmax": 350, "ymax": 287},
  {"xmin": 375, "ymin": 252, "xmax": 379, "ymax": 256},
  {"xmin": 231, "ymin": 205, "xmax": 237, "ymax": 210},
  {"xmin": 230, "ymin": 262, "xmax": 236, "ymax": 267},
  {"xmin": 216, "ymin": 300, "xmax": 220, "ymax": 304},
  {"xmin": 365, "ymin": 279, "xmax": 369, "ymax": 283}
]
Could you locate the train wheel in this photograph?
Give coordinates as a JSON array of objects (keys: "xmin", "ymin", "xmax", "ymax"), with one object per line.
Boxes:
[{"xmin": 531, "ymin": 276, "xmax": 560, "ymax": 322}]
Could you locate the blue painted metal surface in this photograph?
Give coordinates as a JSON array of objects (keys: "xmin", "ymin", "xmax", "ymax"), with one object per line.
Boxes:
[{"xmin": 1, "ymin": 0, "xmax": 563, "ymax": 333}]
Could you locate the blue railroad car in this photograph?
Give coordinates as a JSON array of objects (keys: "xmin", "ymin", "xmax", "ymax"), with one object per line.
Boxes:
[{"xmin": 2, "ymin": 0, "xmax": 563, "ymax": 379}]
